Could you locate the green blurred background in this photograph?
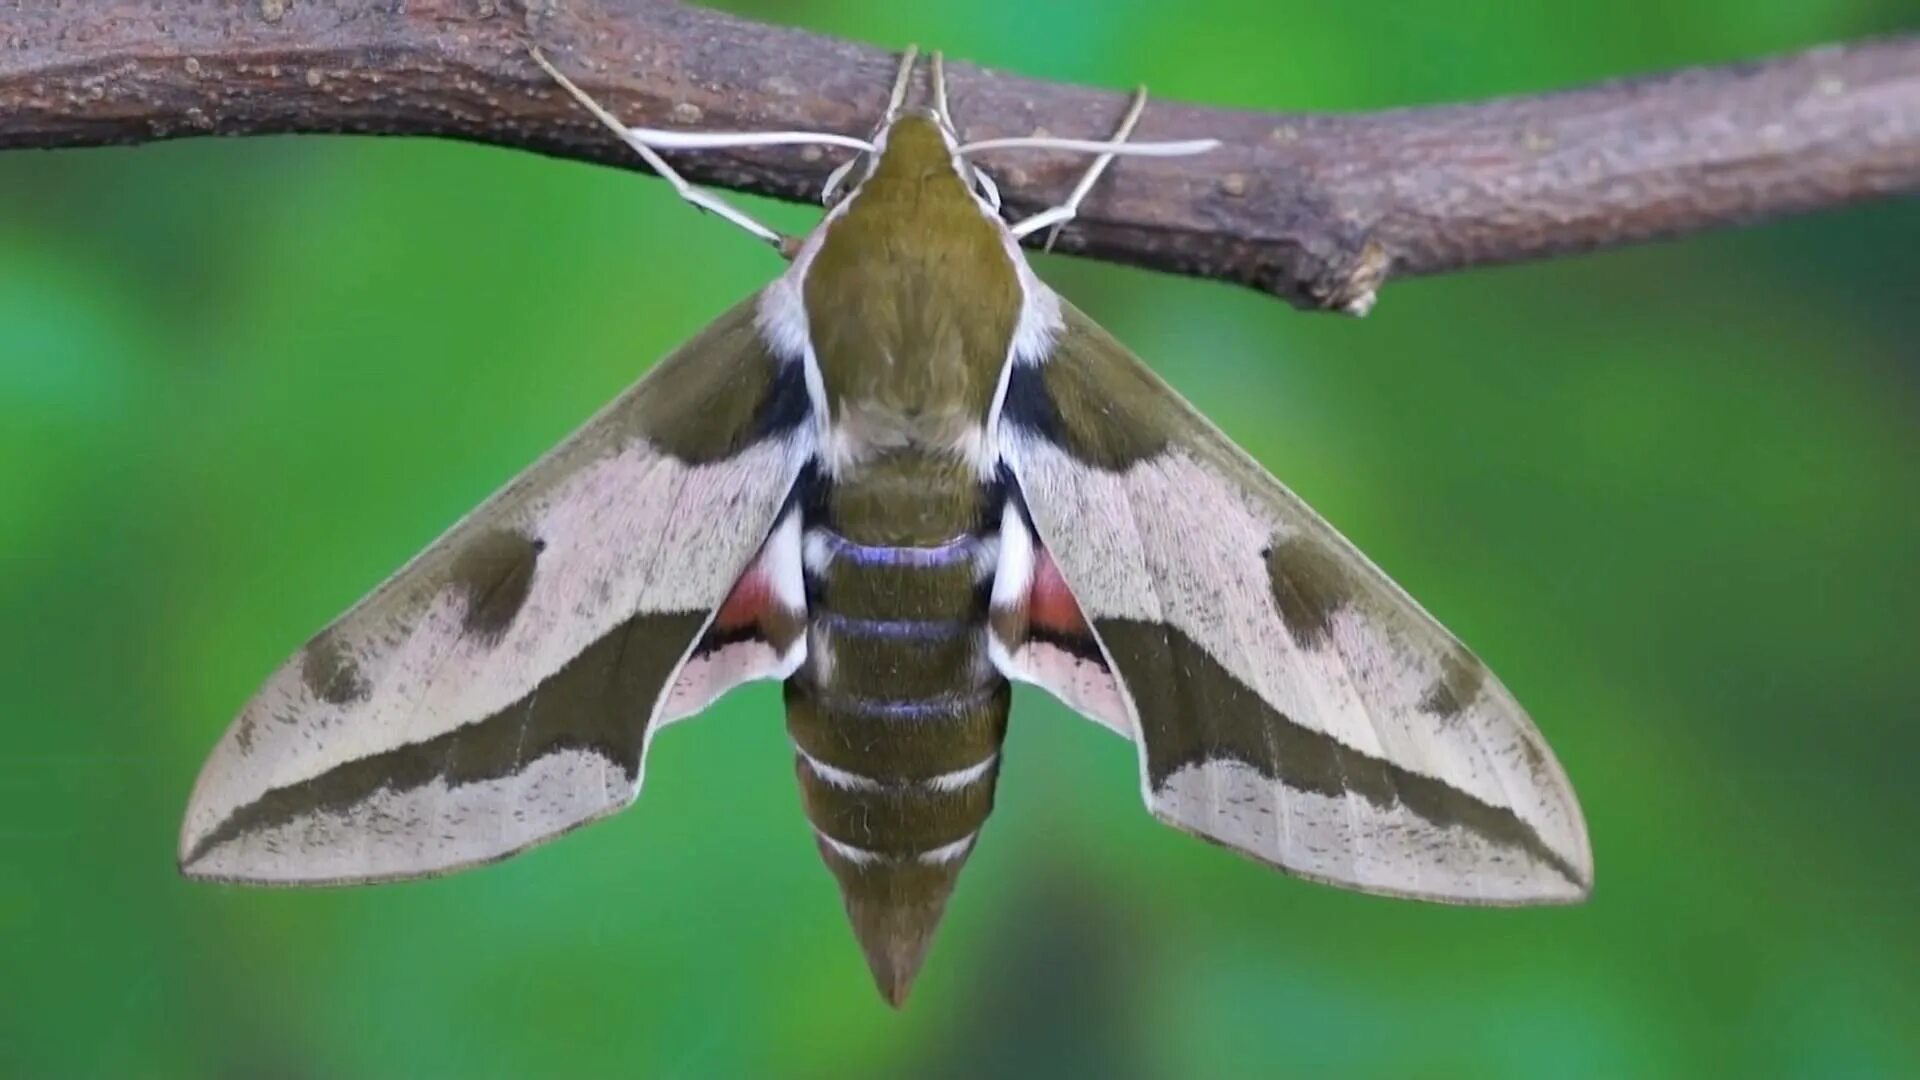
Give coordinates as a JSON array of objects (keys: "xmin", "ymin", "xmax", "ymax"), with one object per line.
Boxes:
[{"xmin": 4, "ymin": 2, "xmax": 1917, "ymax": 1076}]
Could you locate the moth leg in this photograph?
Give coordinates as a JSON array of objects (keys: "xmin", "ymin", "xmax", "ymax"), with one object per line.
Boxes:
[
  {"xmin": 1006, "ymin": 86, "xmax": 1149, "ymax": 250},
  {"xmin": 532, "ymin": 49, "xmax": 789, "ymax": 250}
]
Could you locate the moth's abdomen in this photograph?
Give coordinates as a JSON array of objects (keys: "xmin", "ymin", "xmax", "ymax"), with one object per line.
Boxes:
[{"xmin": 784, "ymin": 464, "xmax": 1008, "ymax": 1006}]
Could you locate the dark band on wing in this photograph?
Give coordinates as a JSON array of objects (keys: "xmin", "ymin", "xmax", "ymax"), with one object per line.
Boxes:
[
  {"xmin": 183, "ymin": 610, "xmax": 705, "ymax": 870},
  {"xmin": 1094, "ymin": 617, "xmax": 1582, "ymax": 887}
]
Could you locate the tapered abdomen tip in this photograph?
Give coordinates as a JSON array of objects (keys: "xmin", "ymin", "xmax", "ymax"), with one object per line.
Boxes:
[
  {"xmin": 813, "ymin": 835, "xmax": 979, "ymax": 1008},
  {"xmin": 848, "ymin": 897, "xmax": 942, "ymax": 1008}
]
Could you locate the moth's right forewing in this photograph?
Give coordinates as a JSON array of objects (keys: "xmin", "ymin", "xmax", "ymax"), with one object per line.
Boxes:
[
  {"xmin": 998, "ymin": 299, "xmax": 1592, "ymax": 906},
  {"xmin": 181, "ymin": 293, "xmax": 815, "ymax": 885}
]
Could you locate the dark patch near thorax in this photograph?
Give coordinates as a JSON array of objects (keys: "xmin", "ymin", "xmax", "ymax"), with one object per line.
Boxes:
[
  {"xmin": 626, "ymin": 295, "xmax": 809, "ymax": 464},
  {"xmin": 1000, "ymin": 313, "xmax": 1176, "ymax": 470}
]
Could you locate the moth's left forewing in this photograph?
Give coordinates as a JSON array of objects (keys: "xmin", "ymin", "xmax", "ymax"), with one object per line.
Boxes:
[
  {"xmin": 181, "ymin": 294, "xmax": 813, "ymax": 885},
  {"xmin": 994, "ymin": 298, "xmax": 1592, "ymax": 906}
]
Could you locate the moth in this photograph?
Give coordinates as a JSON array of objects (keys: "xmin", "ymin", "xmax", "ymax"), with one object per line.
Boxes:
[{"xmin": 180, "ymin": 47, "xmax": 1592, "ymax": 1006}]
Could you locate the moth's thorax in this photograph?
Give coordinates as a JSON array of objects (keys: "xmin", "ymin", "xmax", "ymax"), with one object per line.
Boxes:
[{"xmin": 802, "ymin": 115, "xmax": 1021, "ymax": 475}]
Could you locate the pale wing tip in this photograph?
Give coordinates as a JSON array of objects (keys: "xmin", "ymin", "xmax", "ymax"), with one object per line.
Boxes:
[
  {"xmin": 1147, "ymin": 795, "xmax": 1595, "ymax": 908},
  {"xmin": 176, "ymin": 771, "xmax": 221, "ymax": 880},
  {"xmin": 176, "ymin": 836, "xmax": 251, "ymax": 885},
  {"xmin": 1556, "ymin": 844, "xmax": 1596, "ymax": 906},
  {"xmin": 176, "ymin": 849, "xmax": 230, "ymax": 884},
  {"xmin": 1325, "ymin": 857, "xmax": 1593, "ymax": 908},
  {"xmin": 177, "ymin": 803, "xmax": 239, "ymax": 883},
  {"xmin": 1552, "ymin": 878, "xmax": 1594, "ymax": 906},
  {"xmin": 1375, "ymin": 829, "xmax": 1593, "ymax": 907},
  {"xmin": 1526, "ymin": 780, "xmax": 1595, "ymax": 906},
  {"xmin": 1507, "ymin": 861, "xmax": 1592, "ymax": 907}
]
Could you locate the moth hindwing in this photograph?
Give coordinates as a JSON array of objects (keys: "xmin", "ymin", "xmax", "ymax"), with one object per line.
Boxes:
[{"xmin": 183, "ymin": 46, "xmax": 1589, "ymax": 1010}]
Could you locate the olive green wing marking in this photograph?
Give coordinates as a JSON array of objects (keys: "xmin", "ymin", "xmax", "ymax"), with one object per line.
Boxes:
[
  {"xmin": 997, "ymin": 299, "xmax": 1591, "ymax": 905},
  {"xmin": 181, "ymin": 293, "xmax": 814, "ymax": 885}
]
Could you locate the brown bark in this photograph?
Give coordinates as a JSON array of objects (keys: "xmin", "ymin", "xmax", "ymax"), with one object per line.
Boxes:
[{"xmin": 3, "ymin": 1, "xmax": 1916, "ymax": 312}]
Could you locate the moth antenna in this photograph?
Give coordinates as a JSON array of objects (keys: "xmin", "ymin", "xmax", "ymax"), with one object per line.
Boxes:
[
  {"xmin": 821, "ymin": 46, "xmax": 928, "ymax": 207},
  {"xmin": 885, "ymin": 45, "xmax": 920, "ymax": 121},
  {"xmin": 618, "ymin": 129, "xmax": 873, "ymax": 153},
  {"xmin": 531, "ymin": 47, "xmax": 790, "ymax": 251},
  {"xmin": 931, "ymin": 50, "xmax": 955, "ymax": 131},
  {"xmin": 985, "ymin": 88, "xmax": 1217, "ymax": 245},
  {"xmin": 962, "ymin": 134, "xmax": 1220, "ymax": 158}
]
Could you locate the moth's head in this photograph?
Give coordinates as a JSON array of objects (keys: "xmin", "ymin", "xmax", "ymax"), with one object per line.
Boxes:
[{"xmin": 822, "ymin": 52, "xmax": 1004, "ymax": 214}]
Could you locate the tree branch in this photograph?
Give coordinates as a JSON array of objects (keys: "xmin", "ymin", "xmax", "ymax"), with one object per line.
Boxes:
[{"xmin": 3, "ymin": 1, "xmax": 1916, "ymax": 312}]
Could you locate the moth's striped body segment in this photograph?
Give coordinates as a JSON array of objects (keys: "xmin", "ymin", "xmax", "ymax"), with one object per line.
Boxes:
[
  {"xmin": 788, "ymin": 474, "xmax": 1009, "ymax": 1001},
  {"xmin": 180, "ymin": 50, "xmax": 1591, "ymax": 1009}
]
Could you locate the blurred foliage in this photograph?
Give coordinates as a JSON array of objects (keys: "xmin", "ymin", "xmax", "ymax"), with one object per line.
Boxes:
[{"xmin": 2, "ymin": 2, "xmax": 1916, "ymax": 1077}]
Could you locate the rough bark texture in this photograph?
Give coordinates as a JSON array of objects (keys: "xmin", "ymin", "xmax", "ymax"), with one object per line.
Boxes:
[{"xmin": 3, "ymin": 1, "xmax": 1916, "ymax": 312}]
